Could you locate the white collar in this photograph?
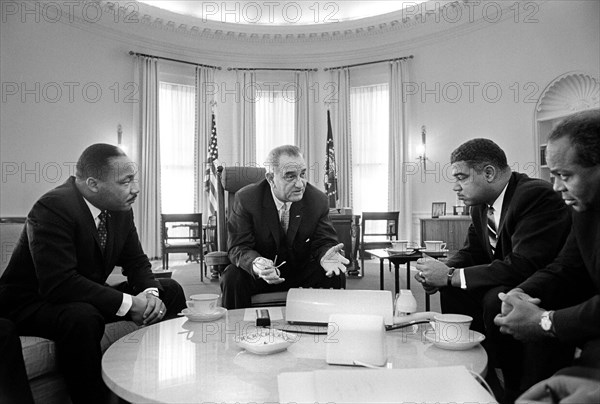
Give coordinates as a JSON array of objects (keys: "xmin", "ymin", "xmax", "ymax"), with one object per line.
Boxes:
[
  {"xmin": 490, "ymin": 181, "xmax": 509, "ymax": 225},
  {"xmin": 270, "ymin": 186, "xmax": 289, "ymax": 212},
  {"xmin": 83, "ymin": 197, "xmax": 103, "ymax": 226}
]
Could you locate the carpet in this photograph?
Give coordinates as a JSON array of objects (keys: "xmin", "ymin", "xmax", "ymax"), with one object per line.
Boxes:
[{"xmin": 151, "ymin": 258, "xmax": 441, "ymax": 313}]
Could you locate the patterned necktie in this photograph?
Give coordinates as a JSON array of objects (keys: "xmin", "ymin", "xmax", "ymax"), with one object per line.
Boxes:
[
  {"xmin": 487, "ymin": 206, "xmax": 497, "ymax": 254},
  {"xmin": 98, "ymin": 210, "xmax": 108, "ymax": 252},
  {"xmin": 280, "ymin": 203, "xmax": 290, "ymax": 233}
]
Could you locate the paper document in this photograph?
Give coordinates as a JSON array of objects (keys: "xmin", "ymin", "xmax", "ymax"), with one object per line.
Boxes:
[{"xmin": 278, "ymin": 365, "xmax": 497, "ymax": 404}]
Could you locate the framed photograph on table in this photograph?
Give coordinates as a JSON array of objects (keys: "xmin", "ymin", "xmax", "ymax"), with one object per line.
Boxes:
[{"xmin": 431, "ymin": 202, "xmax": 446, "ymax": 218}]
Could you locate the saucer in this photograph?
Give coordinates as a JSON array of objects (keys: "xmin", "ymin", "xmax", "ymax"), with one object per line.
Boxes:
[
  {"xmin": 386, "ymin": 248, "xmax": 417, "ymax": 255},
  {"xmin": 423, "ymin": 329, "xmax": 485, "ymax": 351},
  {"xmin": 235, "ymin": 328, "xmax": 296, "ymax": 355},
  {"xmin": 179, "ymin": 307, "xmax": 227, "ymax": 322},
  {"xmin": 422, "ymin": 249, "xmax": 449, "ymax": 254}
]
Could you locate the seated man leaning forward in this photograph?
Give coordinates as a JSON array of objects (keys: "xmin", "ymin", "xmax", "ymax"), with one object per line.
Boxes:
[
  {"xmin": 220, "ymin": 145, "xmax": 348, "ymax": 309},
  {"xmin": 495, "ymin": 109, "xmax": 600, "ymax": 394},
  {"xmin": 415, "ymin": 138, "xmax": 573, "ymax": 401},
  {"xmin": 0, "ymin": 143, "xmax": 186, "ymax": 404}
]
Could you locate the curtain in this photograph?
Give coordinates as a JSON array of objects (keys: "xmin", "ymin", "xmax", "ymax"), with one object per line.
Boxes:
[
  {"xmin": 194, "ymin": 66, "xmax": 215, "ymax": 217},
  {"xmin": 294, "ymin": 70, "xmax": 313, "ymax": 177},
  {"xmin": 351, "ymin": 84, "xmax": 390, "ymax": 215},
  {"xmin": 159, "ymin": 82, "xmax": 195, "ymax": 214},
  {"xmin": 330, "ymin": 68, "xmax": 352, "ymax": 208},
  {"xmin": 389, "ymin": 59, "xmax": 412, "ymax": 239},
  {"xmin": 255, "ymin": 89, "xmax": 295, "ymax": 165},
  {"xmin": 135, "ymin": 56, "xmax": 161, "ymax": 259},
  {"xmin": 234, "ymin": 71, "xmax": 257, "ymax": 165}
]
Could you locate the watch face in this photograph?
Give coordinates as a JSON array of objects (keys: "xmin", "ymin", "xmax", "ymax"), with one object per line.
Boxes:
[{"xmin": 541, "ymin": 314, "xmax": 552, "ymax": 331}]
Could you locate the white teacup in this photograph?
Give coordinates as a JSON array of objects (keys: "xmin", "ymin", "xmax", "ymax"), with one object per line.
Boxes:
[
  {"xmin": 433, "ymin": 313, "xmax": 472, "ymax": 342},
  {"xmin": 186, "ymin": 294, "xmax": 219, "ymax": 314},
  {"xmin": 391, "ymin": 240, "xmax": 412, "ymax": 252},
  {"xmin": 424, "ymin": 240, "xmax": 446, "ymax": 251}
]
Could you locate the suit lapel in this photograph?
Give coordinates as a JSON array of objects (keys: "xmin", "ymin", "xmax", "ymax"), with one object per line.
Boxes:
[
  {"xmin": 262, "ymin": 190, "xmax": 281, "ymax": 249},
  {"xmin": 496, "ymin": 173, "xmax": 518, "ymax": 243}
]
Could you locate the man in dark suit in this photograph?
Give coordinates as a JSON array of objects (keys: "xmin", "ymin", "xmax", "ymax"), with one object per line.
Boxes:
[
  {"xmin": 220, "ymin": 145, "xmax": 348, "ymax": 309},
  {"xmin": 495, "ymin": 109, "xmax": 600, "ymax": 400},
  {"xmin": 415, "ymin": 138, "xmax": 572, "ymax": 402},
  {"xmin": 0, "ymin": 144, "xmax": 186, "ymax": 404}
]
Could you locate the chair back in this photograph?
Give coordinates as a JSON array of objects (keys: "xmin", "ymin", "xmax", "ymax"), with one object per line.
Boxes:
[
  {"xmin": 214, "ymin": 166, "xmax": 267, "ymax": 251},
  {"xmin": 160, "ymin": 213, "xmax": 204, "ymax": 277},
  {"xmin": 360, "ymin": 211, "xmax": 400, "ymax": 274}
]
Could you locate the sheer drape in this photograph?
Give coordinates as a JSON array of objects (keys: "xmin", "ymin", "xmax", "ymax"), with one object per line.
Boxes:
[
  {"xmin": 295, "ymin": 70, "xmax": 313, "ymax": 176},
  {"xmin": 330, "ymin": 68, "xmax": 352, "ymax": 207},
  {"xmin": 135, "ymin": 56, "xmax": 161, "ymax": 258},
  {"xmin": 234, "ymin": 71, "xmax": 257, "ymax": 165},
  {"xmin": 389, "ymin": 59, "xmax": 412, "ymax": 239},
  {"xmin": 159, "ymin": 82, "xmax": 195, "ymax": 214},
  {"xmin": 194, "ymin": 67, "xmax": 215, "ymax": 216},
  {"xmin": 255, "ymin": 89, "xmax": 295, "ymax": 165},
  {"xmin": 351, "ymin": 84, "xmax": 390, "ymax": 215}
]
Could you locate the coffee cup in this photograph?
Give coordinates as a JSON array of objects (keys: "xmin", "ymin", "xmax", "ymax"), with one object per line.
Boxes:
[
  {"xmin": 186, "ymin": 294, "xmax": 219, "ymax": 314},
  {"xmin": 391, "ymin": 240, "xmax": 411, "ymax": 252},
  {"xmin": 424, "ymin": 240, "xmax": 446, "ymax": 251},
  {"xmin": 432, "ymin": 313, "xmax": 472, "ymax": 342}
]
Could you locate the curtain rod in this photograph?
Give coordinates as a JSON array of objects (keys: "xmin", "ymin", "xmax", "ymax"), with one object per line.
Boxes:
[
  {"xmin": 128, "ymin": 51, "xmax": 222, "ymax": 70},
  {"xmin": 324, "ymin": 55, "xmax": 413, "ymax": 71},
  {"xmin": 227, "ymin": 67, "xmax": 318, "ymax": 72}
]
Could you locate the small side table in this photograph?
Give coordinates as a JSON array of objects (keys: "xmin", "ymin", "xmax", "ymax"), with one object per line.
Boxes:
[{"xmin": 366, "ymin": 249, "xmax": 447, "ymax": 311}]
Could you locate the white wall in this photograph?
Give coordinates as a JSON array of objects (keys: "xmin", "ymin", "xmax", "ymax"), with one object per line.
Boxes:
[{"xmin": 1, "ymin": 0, "xmax": 598, "ymax": 223}]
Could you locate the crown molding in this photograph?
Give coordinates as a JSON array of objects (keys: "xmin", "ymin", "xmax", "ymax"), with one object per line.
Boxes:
[{"xmin": 19, "ymin": 0, "xmax": 542, "ymax": 67}]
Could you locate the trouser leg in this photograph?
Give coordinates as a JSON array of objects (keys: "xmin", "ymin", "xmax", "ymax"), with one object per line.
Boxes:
[
  {"xmin": 15, "ymin": 302, "xmax": 107, "ymax": 404},
  {"xmin": 0, "ymin": 318, "xmax": 35, "ymax": 404}
]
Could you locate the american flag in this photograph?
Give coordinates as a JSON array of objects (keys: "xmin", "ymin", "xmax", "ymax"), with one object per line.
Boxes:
[
  {"xmin": 324, "ymin": 110, "xmax": 338, "ymax": 208},
  {"xmin": 204, "ymin": 113, "xmax": 219, "ymax": 215}
]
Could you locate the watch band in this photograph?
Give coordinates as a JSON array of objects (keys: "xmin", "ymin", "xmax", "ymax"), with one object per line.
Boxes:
[{"xmin": 447, "ymin": 267, "xmax": 456, "ymax": 287}]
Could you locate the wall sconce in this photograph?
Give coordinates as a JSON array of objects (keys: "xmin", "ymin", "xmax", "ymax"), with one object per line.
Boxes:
[{"xmin": 417, "ymin": 125, "xmax": 427, "ymax": 169}]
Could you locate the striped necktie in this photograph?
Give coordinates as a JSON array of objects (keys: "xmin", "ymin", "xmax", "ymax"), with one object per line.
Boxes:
[
  {"xmin": 280, "ymin": 203, "xmax": 290, "ymax": 233},
  {"xmin": 487, "ymin": 206, "xmax": 497, "ymax": 254},
  {"xmin": 98, "ymin": 210, "xmax": 108, "ymax": 252}
]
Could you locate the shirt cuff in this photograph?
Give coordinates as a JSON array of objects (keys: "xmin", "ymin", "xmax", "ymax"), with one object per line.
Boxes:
[
  {"xmin": 117, "ymin": 293, "xmax": 133, "ymax": 316},
  {"xmin": 459, "ymin": 268, "xmax": 467, "ymax": 289}
]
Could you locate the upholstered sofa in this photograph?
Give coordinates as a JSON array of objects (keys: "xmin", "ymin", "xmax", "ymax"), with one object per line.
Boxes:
[{"xmin": 1, "ymin": 218, "xmax": 139, "ymax": 404}]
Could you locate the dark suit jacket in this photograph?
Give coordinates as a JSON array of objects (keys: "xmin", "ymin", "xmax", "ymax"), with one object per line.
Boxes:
[
  {"xmin": 227, "ymin": 180, "xmax": 339, "ymax": 278},
  {"xmin": 0, "ymin": 177, "xmax": 159, "ymax": 319},
  {"xmin": 446, "ymin": 172, "xmax": 571, "ymax": 290},
  {"xmin": 519, "ymin": 190, "xmax": 600, "ymax": 346}
]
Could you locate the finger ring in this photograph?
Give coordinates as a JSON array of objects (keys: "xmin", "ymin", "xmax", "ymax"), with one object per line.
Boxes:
[
  {"xmin": 419, "ymin": 271, "xmax": 423, "ymax": 277},
  {"xmin": 159, "ymin": 310, "xmax": 164, "ymax": 315}
]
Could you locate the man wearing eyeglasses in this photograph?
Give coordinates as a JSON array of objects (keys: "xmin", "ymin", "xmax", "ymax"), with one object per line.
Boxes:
[{"xmin": 220, "ymin": 145, "xmax": 348, "ymax": 309}]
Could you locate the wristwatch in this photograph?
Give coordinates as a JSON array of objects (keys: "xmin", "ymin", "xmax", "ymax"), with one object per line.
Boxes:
[
  {"xmin": 540, "ymin": 311, "xmax": 555, "ymax": 336},
  {"xmin": 447, "ymin": 267, "xmax": 456, "ymax": 287}
]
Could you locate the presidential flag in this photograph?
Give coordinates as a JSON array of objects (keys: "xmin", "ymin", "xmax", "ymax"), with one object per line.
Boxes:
[
  {"xmin": 324, "ymin": 110, "xmax": 338, "ymax": 208},
  {"xmin": 204, "ymin": 113, "xmax": 219, "ymax": 216}
]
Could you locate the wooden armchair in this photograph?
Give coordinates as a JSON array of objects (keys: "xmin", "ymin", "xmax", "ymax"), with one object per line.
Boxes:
[
  {"xmin": 161, "ymin": 213, "xmax": 205, "ymax": 281},
  {"xmin": 359, "ymin": 211, "xmax": 400, "ymax": 277}
]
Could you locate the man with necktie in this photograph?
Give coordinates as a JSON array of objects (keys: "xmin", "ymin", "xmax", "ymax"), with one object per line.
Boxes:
[
  {"xmin": 220, "ymin": 145, "xmax": 348, "ymax": 309},
  {"xmin": 414, "ymin": 138, "xmax": 572, "ymax": 403},
  {"xmin": 0, "ymin": 144, "xmax": 186, "ymax": 404},
  {"xmin": 495, "ymin": 109, "xmax": 600, "ymax": 404}
]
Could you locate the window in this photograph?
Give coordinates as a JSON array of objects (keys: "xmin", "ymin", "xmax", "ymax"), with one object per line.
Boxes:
[
  {"xmin": 350, "ymin": 83, "xmax": 390, "ymax": 215},
  {"xmin": 255, "ymin": 89, "xmax": 295, "ymax": 165},
  {"xmin": 159, "ymin": 82, "xmax": 196, "ymax": 213}
]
